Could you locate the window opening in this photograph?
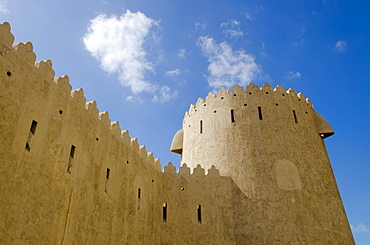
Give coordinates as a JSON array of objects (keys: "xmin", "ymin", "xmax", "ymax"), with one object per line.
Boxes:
[
  {"xmin": 293, "ymin": 110, "xmax": 298, "ymax": 123},
  {"xmin": 106, "ymin": 168, "xmax": 110, "ymax": 179},
  {"xmin": 200, "ymin": 120, "xmax": 203, "ymax": 134},
  {"xmin": 105, "ymin": 168, "xmax": 110, "ymax": 193},
  {"xmin": 231, "ymin": 110, "xmax": 235, "ymax": 123},
  {"xmin": 163, "ymin": 203, "xmax": 167, "ymax": 223},
  {"xmin": 258, "ymin": 107, "xmax": 263, "ymax": 120},
  {"xmin": 137, "ymin": 188, "xmax": 141, "ymax": 210},
  {"xmin": 25, "ymin": 120, "xmax": 38, "ymax": 151},
  {"xmin": 59, "ymin": 110, "xmax": 63, "ymax": 114},
  {"xmin": 197, "ymin": 205, "xmax": 202, "ymax": 224},
  {"xmin": 7, "ymin": 71, "xmax": 11, "ymax": 76},
  {"xmin": 67, "ymin": 145, "xmax": 75, "ymax": 173}
]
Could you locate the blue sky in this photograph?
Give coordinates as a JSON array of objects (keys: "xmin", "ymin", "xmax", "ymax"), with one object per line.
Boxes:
[{"xmin": 2, "ymin": 0, "xmax": 369, "ymax": 243}]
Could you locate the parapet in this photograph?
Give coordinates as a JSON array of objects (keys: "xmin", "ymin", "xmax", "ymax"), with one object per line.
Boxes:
[
  {"xmin": 0, "ymin": 22, "xmax": 161, "ymax": 172},
  {"xmin": 163, "ymin": 162, "xmax": 220, "ymax": 178}
]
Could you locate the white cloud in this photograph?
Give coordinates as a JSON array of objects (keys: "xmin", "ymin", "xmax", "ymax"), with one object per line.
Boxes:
[
  {"xmin": 83, "ymin": 10, "xmax": 156, "ymax": 94},
  {"xmin": 335, "ymin": 40, "xmax": 347, "ymax": 52},
  {"xmin": 165, "ymin": 69, "xmax": 181, "ymax": 76},
  {"xmin": 245, "ymin": 12, "xmax": 254, "ymax": 21},
  {"xmin": 351, "ymin": 223, "xmax": 369, "ymax": 233},
  {"xmin": 220, "ymin": 19, "xmax": 240, "ymax": 28},
  {"xmin": 195, "ymin": 22, "xmax": 207, "ymax": 30},
  {"xmin": 178, "ymin": 49, "xmax": 186, "ymax": 59},
  {"xmin": 220, "ymin": 20, "xmax": 244, "ymax": 38},
  {"xmin": 224, "ymin": 29, "xmax": 244, "ymax": 38},
  {"xmin": 0, "ymin": 0, "xmax": 9, "ymax": 14},
  {"xmin": 198, "ymin": 36, "xmax": 262, "ymax": 89},
  {"xmin": 83, "ymin": 10, "xmax": 177, "ymax": 103},
  {"xmin": 152, "ymin": 86, "xmax": 178, "ymax": 102},
  {"xmin": 287, "ymin": 71, "xmax": 301, "ymax": 80}
]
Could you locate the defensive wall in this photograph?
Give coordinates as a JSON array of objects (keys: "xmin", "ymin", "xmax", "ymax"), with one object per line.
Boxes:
[
  {"xmin": 0, "ymin": 22, "xmax": 240, "ymax": 244},
  {"xmin": 0, "ymin": 22, "xmax": 354, "ymax": 244}
]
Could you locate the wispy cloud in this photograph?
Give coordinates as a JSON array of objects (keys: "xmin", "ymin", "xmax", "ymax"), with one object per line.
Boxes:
[
  {"xmin": 287, "ymin": 71, "xmax": 301, "ymax": 80},
  {"xmin": 83, "ymin": 10, "xmax": 177, "ymax": 102},
  {"xmin": 220, "ymin": 20, "xmax": 244, "ymax": 38},
  {"xmin": 152, "ymin": 86, "xmax": 178, "ymax": 102},
  {"xmin": 245, "ymin": 12, "xmax": 254, "ymax": 21},
  {"xmin": 195, "ymin": 22, "xmax": 207, "ymax": 30},
  {"xmin": 165, "ymin": 69, "xmax": 181, "ymax": 76},
  {"xmin": 335, "ymin": 40, "xmax": 347, "ymax": 52},
  {"xmin": 198, "ymin": 36, "xmax": 262, "ymax": 89},
  {"xmin": 178, "ymin": 48, "xmax": 186, "ymax": 59},
  {"xmin": 0, "ymin": 0, "xmax": 9, "ymax": 14},
  {"xmin": 351, "ymin": 223, "xmax": 369, "ymax": 233},
  {"xmin": 224, "ymin": 29, "xmax": 244, "ymax": 38}
]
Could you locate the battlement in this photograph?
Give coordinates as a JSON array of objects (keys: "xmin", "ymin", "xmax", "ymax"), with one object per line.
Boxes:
[
  {"xmin": 163, "ymin": 162, "xmax": 220, "ymax": 177},
  {"xmin": 0, "ymin": 22, "xmax": 160, "ymax": 171},
  {"xmin": 186, "ymin": 83, "xmax": 313, "ymax": 117},
  {"xmin": 0, "ymin": 21, "xmax": 353, "ymax": 245}
]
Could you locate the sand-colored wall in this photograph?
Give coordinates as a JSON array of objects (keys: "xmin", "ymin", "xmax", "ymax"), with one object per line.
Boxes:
[
  {"xmin": 0, "ymin": 22, "xmax": 354, "ymax": 244},
  {"xmin": 0, "ymin": 22, "xmax": 239, "ymax": 245},
  {"xmin": 181, "ymin": 83, "xmax": 355, "ymax": 244}
]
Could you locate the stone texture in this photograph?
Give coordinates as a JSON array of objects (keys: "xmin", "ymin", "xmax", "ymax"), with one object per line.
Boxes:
[{"xmin": 0, "ymin": 22, "xmax": 354, "ymax": 244}]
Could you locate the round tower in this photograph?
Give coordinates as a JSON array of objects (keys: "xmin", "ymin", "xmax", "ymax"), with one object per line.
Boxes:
[{"xmin": 170, "ymin": 83, "xmax": 354, "ymax": 244}]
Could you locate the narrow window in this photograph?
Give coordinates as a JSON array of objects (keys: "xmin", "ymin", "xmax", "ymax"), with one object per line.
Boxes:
[
  {"xmin": 25, "ymin": 120, "xmax": 38, "ymax": 151},
  {"xmin": 231, "ymin": 110, "xmax": 235, "ymax": 123},
  {"xmin": 200, "ymin": 120, "xmax": 203, "ymax": 134},
  {"xmin": 30, "ymin": 120, "xmax": 37, "ymax": 134},
  {"xmin": 293, "ymin": 110, "xmax": 298, "ymax": 123},
  {"xmin": 197, "ymin": 205, "xmax": 202, "ymax": 224},
  {"xmin": 106, "ymin": 168, "xmax": 110, "ymax": 180},
  {"xmin": 105, "ymin": 168, "xmax": 110, "ymax": 193},
  {"xmin": 67, "ymin": 145, "xmax": 75, "ymax": 173},
  {"xmin": 163, "ymin": 203, "xmax": 167, "ymax": 223},
  {"xmin": 137, "ymin": 188, "xmax": 141, "ymax": 210},
  {"xmin": 258, "ymin": 107, "xmax": 263, "ymax": 120}
]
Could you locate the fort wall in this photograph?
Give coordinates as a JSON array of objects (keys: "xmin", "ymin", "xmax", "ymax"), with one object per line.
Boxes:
[
  {"xmin": 0, "ymin": 22, "xmax": 354, "ymax": 244},
  {"xmin": 0, "ymin": 22, "xmax": 238, "ymax": 244}
]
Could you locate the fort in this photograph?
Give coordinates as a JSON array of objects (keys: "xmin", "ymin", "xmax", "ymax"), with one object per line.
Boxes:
[{"xmin": 0, "ymin": 22, "xmax": 354, "ymax": 244}]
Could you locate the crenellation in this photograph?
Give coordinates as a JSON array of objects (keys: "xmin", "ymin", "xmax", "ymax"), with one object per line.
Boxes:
[
  {"xmin": 260, "ymin": 83, "xmax": 272, "ymax": 91},
  {"xmin": 54, "ymin": 75, "xmax": 72, "ymax": 92},
  {"xmin": 154, "ymin": 158, "xmax": 161, "ymax": 170},
  {"xmin": 193, "ymin": 164, "xmax": 205, "ymax": 176},
  {"xmin": 217, "ymin": 87, "xmax": 229, "ymax": 97},
  {"xmin": 287, "ymin": 87, "xmax": 298, "ymax": 98},
  {"xmin": 231, "ymin": 84, "xmax": 243, "ymax": 94},
  {"xmin": 85, "ymin": 100, "xmax": 99, "ymax": 118},
  {"xmin": 205, "ymin": 91, "xmax": 216, "ymax": 101},
  {"xmin": 99, "ymin": 111, "xmax": 111, "ymax": 126},
  {"xmin": 34, "ymin": 59, "xmax": 55, "ymax": 80},
  {"xmin": 121, "ymin": 129, "xmax": 131, "ymax": 145},
  {"xmin": 147, "ymin": 152, "xmax": 155, "ymax": 165},
  {"xmin": 297, "ymin": 92, "xmax": 306, "ymax": 102},
  {"xmin": 246, "ymin": 82, "xmax": 258, "ymax": 91},
  {"xmin": 139, "ymin": 145, "xmax": 148, "ymax": 160},
  {"xmin": 110, "ymin": 121, "xmax": 121, "ymax": 136},
  {"xmin": 164, "ymin": 162, "xmax": 176, "ymax": 174},
  {"xmin": 0, "ymin": 22, "xmax": 14, "ymax": 48},
  {"xmin": 12, "ymin": 42, "xmax": 36, "ymax": 64},
  {"xmin": 71, "ymin": 88, "xmax": 86, "ymax": 108},
  {"xmin": 179, "ymin": 163, "xmax": 191, "ymax": 175},
  {"xmin": 130, "ymin": 138, "xmax": 139, "ymax": 152},
  {"xmin": 195, "ymin": 97, "xmax": 205, "ymax": 108},
  {"xmin": 207, "ymin": 165, "xmax": 219, "ymax": 177},
  {"xmin": 273, "ymin": 84, "xmax": 286, "ymax": 93}
]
